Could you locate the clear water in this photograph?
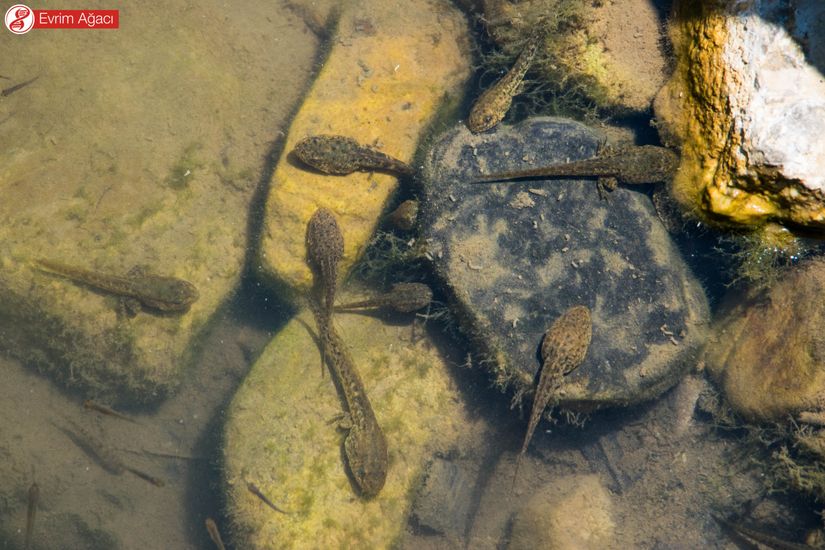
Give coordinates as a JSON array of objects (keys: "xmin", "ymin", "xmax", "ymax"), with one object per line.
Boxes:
[{"xmin": 0, "ymin": 1, "xmax": 821, "ymax": 549}]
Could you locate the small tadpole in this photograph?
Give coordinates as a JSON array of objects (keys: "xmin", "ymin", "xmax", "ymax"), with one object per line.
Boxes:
[
  {"xmin": 205, "ymin": 517, "xmax": 226, "ymax": 550},
  {"xmin": 83, "ymin": 399, "xmax": 137, "ymax": 423},
  {"xmin": 59, "ymin": 419, "xmax": 163, "ymax": 487},
  {"xmin": 24, "ymin": 466, "xmax": 39, "ymax": 550},
  {"xmin": 1, "ymin": 75, "xmax": 39, "ymax": 97},
  {"xmin": 246, "ymin": 481, "xmax": 290, "ymax": 514}
]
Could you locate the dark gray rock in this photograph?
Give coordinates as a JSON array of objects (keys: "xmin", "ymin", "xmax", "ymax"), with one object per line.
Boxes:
[
  {"xmin": 419, "ymin": 117, "xmax": 709, "ymax": 407},
  {"xmin": 411, "ymin": 458, "xmax": 475, "ymax": 537}
]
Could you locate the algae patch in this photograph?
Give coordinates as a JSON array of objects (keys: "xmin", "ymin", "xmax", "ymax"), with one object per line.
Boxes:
[
  {"xmin": 165, "ymin": 142, "xmax": 204, "ymax": 190},
  {"xmin": 223, "ymin": 303, "xmax": 467, "ymax": 548}
]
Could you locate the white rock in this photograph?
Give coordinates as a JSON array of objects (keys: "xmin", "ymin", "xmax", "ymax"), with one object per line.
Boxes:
[
  {"xmin": 658, "ymin": 0, "xmax": 825, "ymax": 228},
  {"xmin": 724, "ymin": 6, "xmax": 825, "ymax": 193}
]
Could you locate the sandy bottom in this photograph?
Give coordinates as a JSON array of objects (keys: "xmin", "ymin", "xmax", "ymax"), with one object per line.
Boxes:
[
  {"xmin": 0, "ymin": 291, "xmax": 283, "ymax": 549},
  {"xmin": 398, "ymin": 371, "xmax": 813, "ymax": 549}
]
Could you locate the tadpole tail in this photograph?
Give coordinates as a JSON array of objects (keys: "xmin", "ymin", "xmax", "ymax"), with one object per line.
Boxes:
[
  {"xmin": 511, "ymin": 452, "xmax": 524, "ymax": 493},
  {"xmin": 125, "ymin": 466, "xmax": 165, "ymax": 487},
  {"xmin": 24, "ymin": 477, "xmax": 38, "ymax": 550},
  {"xmin": 1, "ymin": 75, "xmax": 39, "ymax": 97},
  {"xmin": 334, "ymin": 299, "xmax": 377, "ymax": 311}
]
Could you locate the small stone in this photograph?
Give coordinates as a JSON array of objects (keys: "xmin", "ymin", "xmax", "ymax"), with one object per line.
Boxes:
[
  {"xmin": 387, "ymin": 199, "xmax": 419, "ymax": 231},
  {"xmin": 420, "ymin": 118, "xmax": 709, "ymax": 406},
  {"xmin": 223, "ymin": 296, "xmax": 467, "ymax": 548},
  {"xmin": 411, "ymin": 458, "xmax": 474, "ymax": 537},
  {"xmin": 507, "ymin": 474, "xmax": 615, "ymax": 550},
  {"xmin": 706, "ymin": 257, "xmax": 825, "ymax": 421}
]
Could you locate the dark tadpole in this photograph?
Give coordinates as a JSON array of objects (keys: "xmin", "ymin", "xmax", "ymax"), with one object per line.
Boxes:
[
  {"xmin": 2, "ymin": 75, "xmax": 39, "ymax": 97},
  {"xmin": 24, "ymin": 467, "xmax": 38, "ymax": 550}
]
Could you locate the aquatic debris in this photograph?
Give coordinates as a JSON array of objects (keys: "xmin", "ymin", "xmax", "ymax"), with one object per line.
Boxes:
[
  {"xmin": 2, "ymin": 75, "xmax": 38, "ymax": 97},
  {"xmin": 33, "ymin": 258, "xmax": 199, "ymax": 314},
  {"xmin": 282, "ymin": 0, "xmax": 333, "ymax": 39},
  {"xmin": 714, "ymin": 515, "xmax": 811, "ymax": 550},
  {"xmin": 467, "ymin": 34, "xmax": 540, "ymax": 133},
  {"xmin": 205, "ymin": 517, "xmax": 226, "ymax": 550},
  {"xmin": 514, "ymin": 306, "xmax": 591, "ymax": 486},
  {"xmin": 335, "ymin": 282, "xmax": 432, "ymax": 313},
  {"xmin": 292, "ymin": 135, "xmax": 413, "ymax": 176}
]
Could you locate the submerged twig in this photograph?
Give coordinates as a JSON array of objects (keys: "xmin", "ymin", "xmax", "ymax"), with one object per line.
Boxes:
[{"xmin": 2, "ymin": 75, "xmax": 39, "ymax": 97}]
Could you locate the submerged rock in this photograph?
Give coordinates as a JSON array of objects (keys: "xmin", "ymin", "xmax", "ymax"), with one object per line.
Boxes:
[
  {"xmin": 656, "ymin": 0, "xmax": 825, "ymax": 230},
  {"xmin": 507, "ymin": 474, "xmax": 615, "ymax": 550},
  {"xmin": 223, "ymin": 297, "xmax": 467, "ymax": 548},
  {"xmin": 410, "ymin": 457, "xmax": 475, "ymax": 539},
  {"xmin": 0, "ymin": 1, "xmax": 316, "ymax": 401},
  {"xmin": 479, "ymin": 0, "xmax": 669, "ymax": 113},
  {"xmin": 419, "ymin": 117, "xmax": 709, "ymax": 407},
  {"xmin": 258, "ymin": 0, "xmax": 471, "ymax": 299},
  {"xmin": 706, "ymin": 258, "xmax": 825, "ymax": 421}
]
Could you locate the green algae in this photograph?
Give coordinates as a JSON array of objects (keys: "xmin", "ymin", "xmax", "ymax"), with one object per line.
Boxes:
[
  {"xmin": 164, "ymin": 142, "xmax": 204, "ymax": 190},
  {"xmin": 222, "ymin": 301, "xmax": 467, "ymax": 548}
]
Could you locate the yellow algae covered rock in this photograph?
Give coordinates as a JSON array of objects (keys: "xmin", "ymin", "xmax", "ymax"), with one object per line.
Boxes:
[
  {"xmin": 259, "ymin": 0, "xmax": 471, "ymax": 297},
  {"xmin": 480, "ymin": 0, "xmax": 669, "ymax": 113},
  {"xmin": 656, "ymin": 0, "xmax": 825, "ymax": 230},
  {"xmin": 223, "ymin": 301, "xmax": 467, "ymax": 548},
  {"xmin": 705, "ymin": 258, "xmax": 825, "ymax": 421},
  {"xmin": 0, "ymin": 3, "xmax": 317, "ymax": 400}
]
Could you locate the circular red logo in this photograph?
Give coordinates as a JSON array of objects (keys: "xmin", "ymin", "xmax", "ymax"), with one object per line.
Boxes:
[{"xmin": 5, "ymin": 4, "xmax": 34, "ymax": 34}]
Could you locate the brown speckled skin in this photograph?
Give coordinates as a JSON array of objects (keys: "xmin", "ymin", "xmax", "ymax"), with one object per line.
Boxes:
[
  {"xmin": 293, "ymin": 135, "xmax": 413, "ymax": 176},
  {"xmin": 520, "ymin": 305, "xmax": 592, "ymax": 456},
  {"xmin": 305, "ymin": 208, "xmax": 344, "ymax": 324},
  {"xmin": 305, "ymin": 207, "xmax": 388, "ymax": 498},
  {"xmin": 336, "ymin": 282, "xmax": 433, "ymax": 313},
  {"xmin": 34, "ymin": 259, "xmax": 199, "ymax": 313},
  {"xmin": 311, "ymin": 304, "xmax": 389, "ymax": 498},
  {"xmin": 467, "ymin": 36, "xmax": 539, "ymax": 133},
  {"xmin": 474, "ymin": 145, "xmax": 679, "ymax": 186}
]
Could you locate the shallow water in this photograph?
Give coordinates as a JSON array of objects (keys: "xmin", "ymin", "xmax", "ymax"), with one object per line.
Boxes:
[{"xmin": 0, "ymin": 1, "xmax": 821, "ymax": 549}]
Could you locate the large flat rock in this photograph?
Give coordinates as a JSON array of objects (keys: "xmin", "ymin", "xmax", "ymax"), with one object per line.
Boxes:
[
  {"xmin": 258, "ymin": 0, "xmax": 472, "ymax": 298},
  {"xmin": 419, "ymin": 117, "xmax": 709, "ymax": 407},
  {"xmin": 0, "ymin": 3, "xmax": 316, "ymax": 401},
  {"xmin": 223, "ymin": 297, "xmax": 467, "ymax": 548}
]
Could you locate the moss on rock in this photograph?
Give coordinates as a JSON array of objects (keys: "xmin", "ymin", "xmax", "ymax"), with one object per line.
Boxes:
[
  {"xmin": 705, "ymin": 258, "xmax": 825, "ymax": 421},
  {"xmin": 258, "ymin": 0, "xmax": 472, "ymax": 300},
  {"xmin": 223, "ymin": 300, "xmax": 467, "ymax": 548},
  {"xmin": 0, "ymin": 2, "xmax": 310, "ymax": 401}
]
